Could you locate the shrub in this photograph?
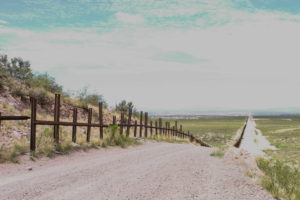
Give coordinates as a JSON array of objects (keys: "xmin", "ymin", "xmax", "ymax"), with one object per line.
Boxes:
[
  {"xmin": 77, "ymin": 86, "xmax": 107, "ymax": 108},
  {"xmin": 28, "ymin": 88, "xmax": 51, "ymax": 106},
  {"xmin": 103, "ymin": 125, "xmax": 140, "ymax": 148},
  {"xmin": 257, "ymin": 158, "xmax": 300, "ymax": 200},
  {"xmin": 36, "ymin": 127, "xmax": 55, "ymax": 157},
  {"xmin": 210, "ymin": 149, "xmax": 225, "ymax": 158},
  {"xmin": 29, "ymin": 73, "xmax": 62, "ymax": 94},
  {"xmin": 0, "ymin": 139, "xmax": 29, "ymax": 163},
  {"xmin": 11, "ymin": 85, "xmax": 28, "ymax": 99}
]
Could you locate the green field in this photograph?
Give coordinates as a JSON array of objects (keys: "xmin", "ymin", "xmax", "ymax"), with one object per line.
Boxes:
[
  {"xmin": 255, "ymin": 116, "xmax": 300, "ymax": 200},
  {"xmin": 158, "ymin": 116, "xmax": 246, "ymax": 147},
  {"xmin": 255, "ymin": 115, "xmax": 300, "ymax": 167}
]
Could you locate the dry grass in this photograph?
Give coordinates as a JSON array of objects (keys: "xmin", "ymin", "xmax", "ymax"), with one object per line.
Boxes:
[
  {"xmin": 158, "ymin": 116, "xmax": 246, "ymax": 148},
  {"xmin": 257, "ymin": 158, "xmax": 300, "ymax": 200}
]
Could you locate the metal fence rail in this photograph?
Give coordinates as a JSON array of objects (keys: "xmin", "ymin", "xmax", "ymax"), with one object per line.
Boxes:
[{"xmin": 0, "ymin": 94, "xmax": 211, "ymax": 152}]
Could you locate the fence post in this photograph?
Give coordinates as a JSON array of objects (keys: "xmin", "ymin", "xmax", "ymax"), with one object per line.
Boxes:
[
  {"xmin": 113, "ymin": 115, "xmax": 116, "ymax": 125},
  {"xmin": 87, "ymin": 108, "xmax": 92, "ymax": 142},
  {"xmin": 172, "ymin": 126, "xmax": 175, "ymax": 137},
  {"xmin": 134, "ymin": 120, "xmax": 137, "ymax": 137},
  {"xmin": 120, "ymin": 112, "xmax": 124, "ymax": 135},
  {"xmin": 139, "ymin": 111, "xmax": 143, "ymax": 137},
  {"xmin": 165, "ymin": 121, "xmax": 168, "ymax": 137},
  {"xmin": 126, "ymin": 108, "xmax": 132, "ymax": 137},
  {"xmin": 159, "ymin": 118, "xmax": 162, "ymax": 136},
  {"xmin": 174, "ymin": 121, "xmax": 177, "ymax": 137},
  {"xmin": 0, "ymin": 112, "xmax": 1, "ymax": 129},
  {"xmin": 30, "ymin": 97, "xmax": 37, "ymax": 151},
  {"xmin": 150, "ymin": 121, "xmax": 153, "ymax": 136},
  {"xmin": 99, "ymin": 102, "xmax": 104, "ymax": 139},
  {"xmin": 72, "ymin": 108, "xmax": 77, "ymax": 143},
  {"xmin": 188, "ymin": 131, "xmax": 193, "ymax": 142},
  {"xmin": 180, "ymin": 125, "xmax": 183, "ymax": 138},
  {"xmin": 144, "ymin": 112, "xmax": 148, "ymax": 138},
  {"xmin": 54, "ymin": 94, "xmax": 61, "ymax": 144},
  {"xmin": 155, "ymin": 121, "xmax": 158, "ymax": 135}
]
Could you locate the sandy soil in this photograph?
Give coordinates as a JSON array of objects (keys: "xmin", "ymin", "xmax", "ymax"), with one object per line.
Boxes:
[
  {"xmin": 239, "ymin": 117, "xmax": 276, "ymax": 156},
  {"xmin": 0, "ymin": 142, "xmax": 274, "ymax": 200}
]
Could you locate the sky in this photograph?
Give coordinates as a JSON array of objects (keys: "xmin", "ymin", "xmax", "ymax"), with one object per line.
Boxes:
[{"xmin": 1, "ymin": 0, "xmax": 300, "ymax": 112}]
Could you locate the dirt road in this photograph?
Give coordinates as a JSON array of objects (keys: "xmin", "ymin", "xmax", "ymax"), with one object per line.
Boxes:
[
  {"xmin": 239, "ymin": 117, "xmax": 276, "ymax": 156},
  {"xmin": 0, "ymin": 142, "xmax": 274, "ymax": 200}
]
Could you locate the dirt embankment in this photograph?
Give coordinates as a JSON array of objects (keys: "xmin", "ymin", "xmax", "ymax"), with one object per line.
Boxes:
[{"xmin": 0, "ymin": 142, "xmax": 274, "ymax": 200}]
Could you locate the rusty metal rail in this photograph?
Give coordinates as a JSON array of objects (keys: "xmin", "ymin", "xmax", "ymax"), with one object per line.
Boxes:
[
  {"xmin": 1, "ymin": 94, "xmax": 211, "ymax": 151},
  {"xmin": 0, "ymin": 112, "xmax": 30, "ymax": 128},
  {"xmin": 0, "ymin": 116, "xmax": 30, "ymax": 120}
]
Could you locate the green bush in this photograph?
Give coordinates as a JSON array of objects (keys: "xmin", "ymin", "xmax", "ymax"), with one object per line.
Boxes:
[
  {"xmin": 77, "ymin": 86, "xmax": 107, "ymax": 108},
  {"xmin": 29, "ymin": 73, "xmax": 62, "ymax": 94}
]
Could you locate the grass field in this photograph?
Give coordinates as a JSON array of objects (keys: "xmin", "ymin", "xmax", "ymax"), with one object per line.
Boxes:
[
  {"xmin": 255, "ymin": 115, "xmax": 300, "ymax": 167},
  {"xmin": 254, "ymin": 115, "xmax": 300, "ymax": 200},
  {"xmin": 158, "ymin": 116, "xmax": 246, "ymax": 147}
]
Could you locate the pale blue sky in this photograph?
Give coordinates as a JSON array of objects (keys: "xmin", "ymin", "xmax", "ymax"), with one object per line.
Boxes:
[{"xmin": 1, "ymin": 0, "xmax": 300, "ymax": 111}]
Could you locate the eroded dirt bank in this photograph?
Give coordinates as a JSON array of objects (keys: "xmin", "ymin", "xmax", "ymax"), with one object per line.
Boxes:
[{"xmin": 0, "ymin": 142, "xmax": 274, "ymax": 200}]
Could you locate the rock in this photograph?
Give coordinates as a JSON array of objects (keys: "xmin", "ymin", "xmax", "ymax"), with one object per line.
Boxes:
[{"xmin": 27, "ymin": 167, "xmax": 32, "ymax": 171}]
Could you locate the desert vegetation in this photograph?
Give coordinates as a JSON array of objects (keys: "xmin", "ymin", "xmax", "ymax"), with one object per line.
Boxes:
[
  {"xmin": 160, "ymin": 116, "xmax": 246, "ymax": 148},
  {"xmin": 255, "ymin": 115, "xmax": 300, "ymax": 200}
]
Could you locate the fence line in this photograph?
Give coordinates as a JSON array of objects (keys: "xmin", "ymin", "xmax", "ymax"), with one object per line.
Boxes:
[{"xmin": 0, "ymin": 93, "xmax": 211, "ymax": 152}]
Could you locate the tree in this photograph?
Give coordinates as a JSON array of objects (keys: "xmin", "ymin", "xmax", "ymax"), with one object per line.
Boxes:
[
  {"xmin": 30, "ymin": 73, "xmax": 63, "ymax": 93},
  {"xmin": 8, "ymin": 57, "xmax": 33, "ymax": 82},
  {"xmin": 115, "ymin": 100, "xmax": 138, "ymax": 117},
  {"xmin": 77, "ymin": 86, "xmax": 107, "ymax": 108}
]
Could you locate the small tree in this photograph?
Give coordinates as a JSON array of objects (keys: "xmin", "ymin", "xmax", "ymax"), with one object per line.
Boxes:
[
  {"xmin": 115, "ymin": 100, "xmax": 138, "ymax": 117},
  {"xmin": 77, "ymin": 87, "xmax": 107, "ymax": 108},
  {"xmin": 30, "ymin": 73, "xmax": 63, "ymax": 93}
]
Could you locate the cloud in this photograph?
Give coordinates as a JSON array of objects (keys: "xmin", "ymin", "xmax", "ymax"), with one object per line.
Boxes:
[
  {"xmin": 115, "ymin": 12, "xmax": 145, "ymax": 24},
  {"xmin": 0, "ymin": 19, "xmax": 8, "ymax": 24},
  {"xmin": 152, "ymin": 51, "xmax": 207, "ymax": 64},
  {"xmin": 2, "ymin": 0, "xmax": 300, "ymax": 110}
]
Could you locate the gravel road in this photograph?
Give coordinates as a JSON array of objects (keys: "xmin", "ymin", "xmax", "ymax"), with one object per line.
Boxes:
[{"xmin": 0, "ymin": 142, "xmax": 274, "ymax": 200}]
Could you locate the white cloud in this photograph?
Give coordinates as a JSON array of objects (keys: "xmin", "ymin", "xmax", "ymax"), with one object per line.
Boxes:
[
  {"xmin": 2, "ymin": 2, "xmax": 300, "ymax": 111},
  {"xmin": 0, "ymin": 19, "xmax": 8, "ymax": 24},
  {"xmin": 115, "ymin": 12, "xmax": 145, "ymax": 24}
]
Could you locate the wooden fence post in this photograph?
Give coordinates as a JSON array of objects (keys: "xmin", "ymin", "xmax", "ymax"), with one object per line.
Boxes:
[
  {"xmin": 99, "ymin": 102, "xmax": 104, "ymax": 139},
  {"xmin": 126, "ymin": 108, "xmax": 132, "ymax": 137},
  {"xmin": 120, "ymin": 112, "xmax": 124, "ymax": 135},
  {"xmin": 155, "ymin": 121, "xmax": 158, "ymax": 135},
  {"xmin": 87, "ymin": 108, "xmax": 92, "ymax": 142},
  {"xmin": 134, "ymin": 120, "xmax": 137, "ymax": 137},
  {"xmin": 54, "ymin": 94, "xmax": 61, "ymax": 144},
  {"xmin": 30, "ymin": 97, "xmax": 37, "ymax": 151},
  {"xmin": 139, "ymin": 111, "xmax": 143, "ymax": 137},
  {"xmin": 144, "ymin": 112, "xmax": 148, "ymax": 138},
  {"xmin": 72, "ymin": 108, "xmax": 77, "ymax": 143}
]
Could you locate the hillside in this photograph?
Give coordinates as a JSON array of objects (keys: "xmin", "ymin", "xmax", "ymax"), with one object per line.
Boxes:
[{"xmin": 0, "ymin": 54, "xmax": 137, "ymax": 162}]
